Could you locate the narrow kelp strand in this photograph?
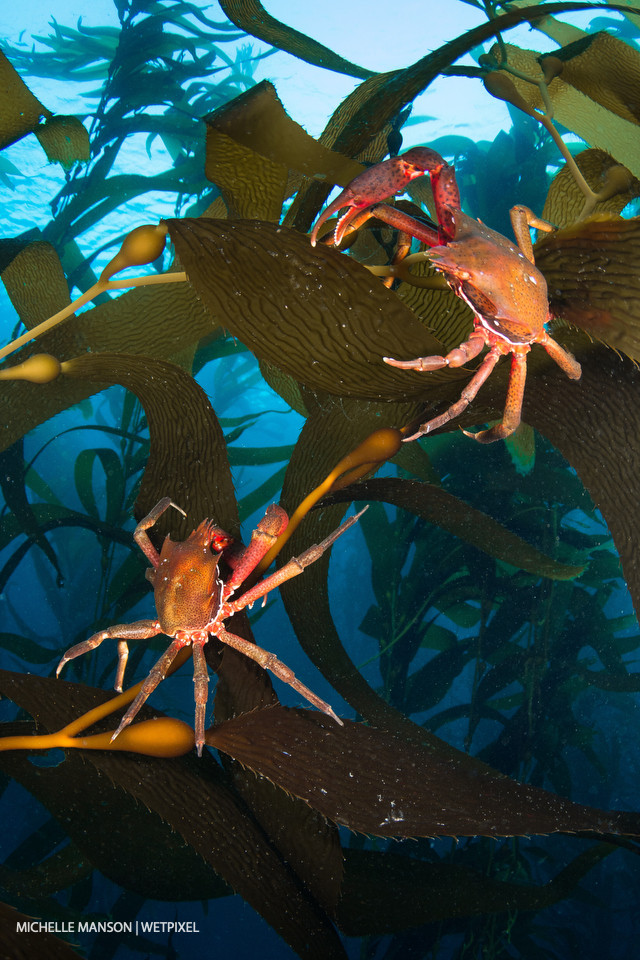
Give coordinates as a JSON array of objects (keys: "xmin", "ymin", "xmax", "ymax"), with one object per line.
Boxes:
[
  {"xmin": 0, "ymin": 647, "xmax": 194, "ymax": 757},
  {"xmin": 0, "ymin": 224, "xmax": 187, "ymax": 363},
  {"xmin": 256, "ymin": 427, "xmax": 403, "ymax": 573}
]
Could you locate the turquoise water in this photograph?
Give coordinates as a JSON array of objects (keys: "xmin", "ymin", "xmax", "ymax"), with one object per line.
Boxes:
[{"xmin": 1, "ymin": 3, "xmax": 640, "ymax": 958}]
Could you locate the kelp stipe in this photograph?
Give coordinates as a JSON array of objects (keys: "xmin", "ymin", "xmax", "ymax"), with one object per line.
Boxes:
[{"xmin": 1, "ymin": 2, "xmax": 640, "ymax": 958}]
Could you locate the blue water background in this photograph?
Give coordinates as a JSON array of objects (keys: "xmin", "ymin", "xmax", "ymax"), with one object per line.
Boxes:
[{"xmin": 1, "ymin": 2, "xmax": 640, "ymax": 958}]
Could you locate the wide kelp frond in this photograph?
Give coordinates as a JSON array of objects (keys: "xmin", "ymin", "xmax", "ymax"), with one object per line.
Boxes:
[
  {"xmin": 206, "ymin": 705, "xmax": 640, "ymax": 838},
  {"xmin": 2, "ymin": 2, "xmax": 640, "ymax": 956}
]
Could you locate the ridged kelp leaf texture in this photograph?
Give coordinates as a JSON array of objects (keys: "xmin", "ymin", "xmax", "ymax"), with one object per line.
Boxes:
[
  {"xmin": 0, "ymin": 242, "xmax": 215, "ymax": 453},
  {"xmin": 523, "ymin": 341, "xmax": 640, "ymax": 617},
  {"xmin": 167, "ymin": 217, "xmax": 452, "ymax": 400},
  {"xmin": 542, "ymin": 148, "xmax": 640, "ymax": 228},
  {"xmin": 0, "ymin": 50, "xmax": 50, "ymax": 150},
  {"xmin": 206, "ymin": 705, "xmax": 640, "ymax": 838},
  {"xmin": 326, "ymin": 476, "xmax": 585, "ymax": 580},
  {"xmin": 205, "ymin": 81, "xmax": 364, "ymax": 186},
  {"xmin": 536, "ymin": 216, "xmax": 640, "ymax": 362},
  {"xmin": 336, "ymin": 844, "xmax": 616, "ymax": 935},
  {"xmin": 60, "ymin": 353, "xmax": 238, "ymax": 539},
  {"xmin": 0, "ymin": 671, "xmax": 347, "ymax": 960}
]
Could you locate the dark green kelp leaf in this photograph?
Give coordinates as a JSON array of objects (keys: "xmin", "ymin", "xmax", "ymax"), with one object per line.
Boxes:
[
  {"xmin": 206, "ymin": 706, "xmax": 640, "ymax": 838},
  {"xmin": 167, "ymin": 217, "xmax": 449, "ymax": 400},
  {"xmin": 0, "ymin": 721, "xmax": 230, "ymax": 902},
  {"xmin": 336, "ymin": 844, "xmax": 616, "ymax": 935},
  {"xmin": 536, "ymin": 215, "xmax": 640, "ymax": 361},
  {"xmin": 61, "ymin": 353, "xmax": 238, "ymax": 537},
  {"xmin": 218, "ymin": 1, "xmax": 373, "ymax": 79},
  {"xmin": 326, "ymin": 477, "xmax": 584, "ymax": 580},
  {"xmin": 0, "ymin": 671, "xmax": 347, "ymax": 960},
  {"xmin": 522, "ymin": 340, "xmax": 640, "ymax": 617}
]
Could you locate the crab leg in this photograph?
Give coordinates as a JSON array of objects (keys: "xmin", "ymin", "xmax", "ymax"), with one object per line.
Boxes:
[
  {"xmin": 229, "ymin": 508, "xmax": 366, "ymax": 613},
  {"xmin": 56, "ymin": 619, "xmax": 162, "ymax": 691},
  {"xmin": 463, "ymin": 349, "xmax": 528, "ymax": 443},
  {"xmin": 191, "ymin": 640, "xmax": 209, "ymax": 755},
  {"xmin": 134, "ymin": 497, "xmax": 186, "ymax": 568},
  {"xmin": 541, "ymin": 332, "xmax": 582, "ymax": 380},
  {"xmin": 403, "ymin": 344, "xmax": 503, "ymax": 442},
  {"xmin": 385, "ymin": 333, "xmax": 486, "ymax": 374},
  {"xmin": 110, "ymin": 637, "xmax": 186, "ymax": 743},
  {"xmin": 217, "ymin": 626, "xmax": 342, "ymax": 725}
]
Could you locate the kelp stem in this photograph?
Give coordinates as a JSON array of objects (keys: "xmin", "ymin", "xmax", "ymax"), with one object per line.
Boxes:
[
  {"xmin": 0, "ymin": 272, "xmax": 187, "ymax": 364},
  {"xmin": 256, "ymin": 428, "xmax": 402, "ymax": 573},
  {"xmin": 0, "ymin": 646, "xmax": 193, "ymax": 755}
]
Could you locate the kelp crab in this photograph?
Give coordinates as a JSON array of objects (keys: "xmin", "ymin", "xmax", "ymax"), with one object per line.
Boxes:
[
  {"xmin": 311, "ymin": 147, "xmax": 582, "ymax": 442},
  {"xmin": 57, "ymin": 497, "xmax": 362, "ymax": 754}
]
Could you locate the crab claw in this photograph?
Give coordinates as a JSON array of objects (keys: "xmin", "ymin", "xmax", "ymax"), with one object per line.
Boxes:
[{"xmin": 310, "ymin": 147, "xmax": 446, "ymax": 247}]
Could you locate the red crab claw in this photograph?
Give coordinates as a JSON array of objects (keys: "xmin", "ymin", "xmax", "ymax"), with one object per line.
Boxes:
[{"xmin": 310, "ymin": 147, "xmax": 447, "ymax": 247}]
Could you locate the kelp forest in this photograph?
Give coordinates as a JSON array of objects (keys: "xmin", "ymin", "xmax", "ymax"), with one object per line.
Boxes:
[{"xmin": 1, "ymin": 0, "xmax": 640, "ymax": 957}]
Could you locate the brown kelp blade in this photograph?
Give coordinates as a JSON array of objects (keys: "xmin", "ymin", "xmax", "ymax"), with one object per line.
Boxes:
[
  {"xmin": 542, "ymin": 148, "xmax": 639, "ymax": 227},
  {"xmin": 0, "ymin": 249, "xmax": 215, "ymax": 454},
  {"xmin": 219, "ymin": 1, "xmax": 373, "ymax": 79},
  {"xmin": 325, "ymin": 476, "xmax": 585, "ymax": 581},
  {"xmin": 523, "ymin": 340, "xmax": 640, "ymax": 618},
  {"xmin": 205, "ymin": 80, "xmax": 365, "ymax": 186},
  {"xmin": 167, "ymin": 217, "xmax": 448, "ymax": 400},
  {"xmin": 60, "ymin": 353, "xmax": 238, "ymax": 537},
  {"xmin": 0, "ymin": 721, "xmax": 229, "ymax": 902},
  {"xmin": 207, "ymin": 706, "xmax": 640, "ymax": 839},
  {"xmin": 536, "ymin": 215, "xmax": 640, "ymax": 362},
  {"xmin": 336, "ymin": 844, "xmax": 617, "ymax": 935},
  {"xmin": 0, "ymin": 671, "xmax": 346, "ymax": 960}
]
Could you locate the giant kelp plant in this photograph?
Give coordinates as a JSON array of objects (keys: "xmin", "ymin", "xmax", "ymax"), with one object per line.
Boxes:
[{"xmin": 1, "ymin": 1, "xmax": 640, "ymax": 958}]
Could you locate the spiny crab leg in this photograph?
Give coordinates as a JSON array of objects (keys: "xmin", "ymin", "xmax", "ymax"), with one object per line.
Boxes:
[
  {"xmin": 217, "ymin": 626, "xmax": 342, "ymax": 725},
  {"xmin": 229, "ymin": 508, "xmax": 367, "ymax": 613},
  {"xmin": 110, "ymin": 637, "xmax": 187, "ymax": 745},
  {"xmin": 56, "ymin": 620, "xmax": 163, "ymax": 692},
  {"xmin": 398, "ymin": 343, "xmax": 504, "ymax": 442}
]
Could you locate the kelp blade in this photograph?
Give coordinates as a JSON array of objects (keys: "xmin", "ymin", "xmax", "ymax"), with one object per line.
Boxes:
[{"xmin": 207, "ymin": 707, "xmax": 640, "ymax": 838}]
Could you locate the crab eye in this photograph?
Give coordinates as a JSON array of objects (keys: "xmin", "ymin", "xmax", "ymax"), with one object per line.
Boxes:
[{"xmin": 211, "ymin": 533, "xmax": 232, "ymax": 552}]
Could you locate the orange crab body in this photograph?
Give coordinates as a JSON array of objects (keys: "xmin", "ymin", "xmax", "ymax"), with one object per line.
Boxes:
[
  {"xmin": 310, "ymin": 148, "xmax": 581, "ymax": 442},
  {"xmin": 58, "ymin": 498, "xmax": 362, "ymax": 754}
]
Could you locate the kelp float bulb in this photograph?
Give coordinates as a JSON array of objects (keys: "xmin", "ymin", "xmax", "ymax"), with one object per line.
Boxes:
[
  {"xmin": 0, "ymin": 223, "xmax": 185, "ymax": 363},
  {"xmin": 0, "ymin": 716, "xmax": 195, "ymax": 758},
  {"xmin": 482, "ymin": 71, "xmax": 535, "ymax": 117},
  {"xmin": 100, "ymin": 223, "xmax": 168, "ymax": 283},
  {"xmin": 0, "ymin": 353, "xmax": 62, "ymax": 383},
  {"xmin": 78, "ymin": 717, "xmax": 195, "ymax": 757},
  {"xmin": 539, "ymin": 55, "xmax": 564, "ymax": 84},
  {"xmin": 257, "ymin": 427, "xmax": 402, "ymax": 573}
]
